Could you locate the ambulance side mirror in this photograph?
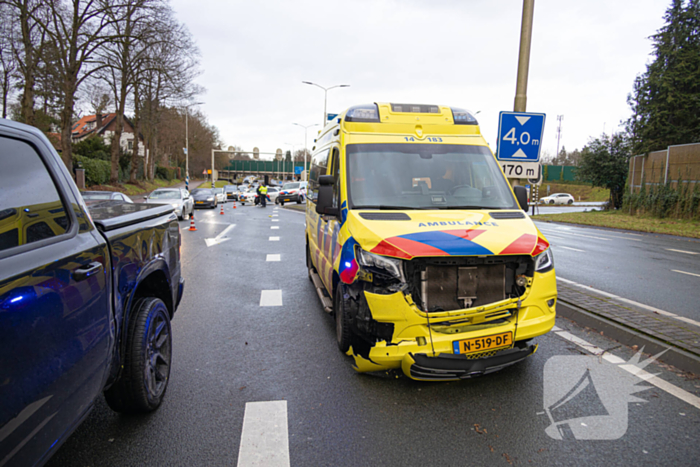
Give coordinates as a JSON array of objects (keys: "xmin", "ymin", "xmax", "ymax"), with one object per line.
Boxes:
[
  {"xmin": 316, "ymin": 175, "xmax": 339, "ymax": 217},
  {"xmin": 514, "ymin": 186, "xmax": 528, "ymax": 211}
]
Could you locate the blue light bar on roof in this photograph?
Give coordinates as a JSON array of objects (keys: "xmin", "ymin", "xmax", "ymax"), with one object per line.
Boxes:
[
  {"xmin": 451, "ymin": 108, "xmax": 478, "ymax": 125},
  {"xmin": 345, "ymin": 104, "xmax": 380, "ymax": 122}
]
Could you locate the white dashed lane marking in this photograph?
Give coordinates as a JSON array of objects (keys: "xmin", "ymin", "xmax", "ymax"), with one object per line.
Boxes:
[
  {"xmin": 237, "ymin": 401, "xmax": 290, "ymax": 467},
  {"xmin": 666, "ymin": 248, "xmax": 699, "ymax": 255},
  {"xmin": 272, "ymin": 219, "xmax": 279, "ymax": 222},
  {"xmin": 269, "ymin": 236, "xmax": 280, "ymax": 241},
  {"xmin": 672, "ymin": 269, "xmax": 700, "ymax": 279},
  {"xmin": 557, "ymin": 246, "xmax": 585, "ymax": 252},
  {"xmin": 552, "ymin": 326, "xmax": 700, "ymax": 410},
  {"xmin": 271, "ymin": 226, "xmax": 279, "ymax": 229},
  {"xmin": 267, "ymin": 254, "xmax": 281, "ymax": 262},
  {"xmin": 259, "ymin": 290, "xmax": 283, "ymax": 306}
]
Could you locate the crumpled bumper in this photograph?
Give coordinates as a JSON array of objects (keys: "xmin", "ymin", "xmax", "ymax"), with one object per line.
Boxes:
[{"xmin": 401, "ymin": 344, "xmax": 537, "ymax": 381}]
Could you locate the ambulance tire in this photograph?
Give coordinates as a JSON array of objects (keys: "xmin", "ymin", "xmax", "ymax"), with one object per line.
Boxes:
[{"xmin": 334, "ymin": 283, "xmax": 352, "ymax": 353}]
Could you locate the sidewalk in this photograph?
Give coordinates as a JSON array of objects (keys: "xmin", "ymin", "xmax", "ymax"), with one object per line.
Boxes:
[{"xmin": 557, "ymin": 281, "xmax": 700, "ymax": 375}]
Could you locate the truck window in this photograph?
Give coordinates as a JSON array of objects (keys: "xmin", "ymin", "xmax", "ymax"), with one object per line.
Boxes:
[{"xmin": 0, "ymin": 136, "xmax": 70, "ymax": 251}]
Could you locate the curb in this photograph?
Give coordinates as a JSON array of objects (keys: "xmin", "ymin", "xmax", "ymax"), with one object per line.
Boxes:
[{"xmin": 557, "ymin": 300, "xmax": 700, "ymax": 376}]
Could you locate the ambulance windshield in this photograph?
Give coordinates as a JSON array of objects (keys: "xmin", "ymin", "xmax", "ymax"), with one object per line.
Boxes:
[{"xmin": 346, "ymin": 144, "xmax": 518, "ymax": 210}]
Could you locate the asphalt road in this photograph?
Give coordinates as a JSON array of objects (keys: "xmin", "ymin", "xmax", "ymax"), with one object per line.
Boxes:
[
  {"xmin": 48, "ymin": 204, "xmax": 700, "ymax": 466},
  {"xmin": 534, "ymin": 221, "xmax": 700, "ymax": 322}
]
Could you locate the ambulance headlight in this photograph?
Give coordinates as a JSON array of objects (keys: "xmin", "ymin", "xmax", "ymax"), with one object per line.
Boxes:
[
  {"xmin": 534, "ymin": 248, "xmax": 554, "ymax": 273},
  {"xmin": 356, "ymin": 248, "xmax": 405, "ymax": 282}
]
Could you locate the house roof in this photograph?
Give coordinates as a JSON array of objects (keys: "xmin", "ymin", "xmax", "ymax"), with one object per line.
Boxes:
[
  {"xmin": 71, "ymin": 113, "xmax": 143, "ymax": 142},
  {"xmin": 71, "ymin": 113, "xmax": 117, "ymax": 139}
]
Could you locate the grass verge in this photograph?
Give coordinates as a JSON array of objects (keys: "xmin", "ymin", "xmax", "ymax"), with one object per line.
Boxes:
[{"xmin": 533, "ymin": 210, "xmax": 700, "ymax": 238}]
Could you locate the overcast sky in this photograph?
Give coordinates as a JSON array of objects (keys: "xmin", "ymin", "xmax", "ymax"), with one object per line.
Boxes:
[{"xmin": 170, "ymin": 0, "xmax": 669, "ymax": 160}]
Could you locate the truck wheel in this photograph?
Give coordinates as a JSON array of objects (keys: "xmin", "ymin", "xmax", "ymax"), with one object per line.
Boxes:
[
  {"xmin": 104, "ymin": 297, "xmax": 172, "ymax": 413},
  {"xmin": 334, "ymin": 283, "xmax": 352, "ymax": 353}
]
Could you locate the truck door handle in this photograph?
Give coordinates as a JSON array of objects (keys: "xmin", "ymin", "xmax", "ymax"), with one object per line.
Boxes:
[{"xmin": 73, "ymin": 261, "xmax": 103, "ymax": 282}]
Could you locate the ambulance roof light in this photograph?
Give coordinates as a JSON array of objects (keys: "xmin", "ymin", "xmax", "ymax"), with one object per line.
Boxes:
[
  {"xmin": 451, "ymin": 107, "xmax": 478, "ymax": 125},
  {"xmin": 390, "ymin": 103, "xmax": 440, "ymax": 114},
  {"xmin": 345, "ymin": 103, "xmax": 380, "ymax": 122}
]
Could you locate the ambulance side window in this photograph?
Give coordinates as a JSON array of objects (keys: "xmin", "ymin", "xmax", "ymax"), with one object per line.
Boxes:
[
  {"xmin": 309, "ymin": 148, "xmax": 330, "ymax": 203},
  {"xmin": 331, "ymin": 148, "xmax": 340, "ymax": 209}
]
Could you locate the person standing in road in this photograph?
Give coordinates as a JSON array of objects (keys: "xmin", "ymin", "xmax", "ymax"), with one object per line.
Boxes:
[{"xmin": 257, "ymin": 182, "xmax": 268, "ymax": 207}]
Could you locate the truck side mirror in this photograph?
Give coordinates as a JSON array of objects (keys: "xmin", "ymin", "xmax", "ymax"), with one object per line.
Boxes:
[
  {"xmin": 316, "ymin": 175, "xmax": 339, "ymax": 216},
  {"xmin": 514, "ymin": 186, "xmax": 528, "ymax": 211}
]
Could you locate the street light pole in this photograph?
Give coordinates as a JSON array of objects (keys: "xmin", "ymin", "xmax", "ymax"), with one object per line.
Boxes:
[
  {"xmin": 302, "ymin": 81, "xmax": 350, "ymax": 126},
  {"xmin": 293, "ymin": 123, "xmax": 319, "ymax": 182}
]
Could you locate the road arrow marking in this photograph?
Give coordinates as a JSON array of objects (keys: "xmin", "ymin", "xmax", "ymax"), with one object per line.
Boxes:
[
  {"xmin": 204, "ymin": 224, "xmax": 236, "ymax": 247},
  {"xmin": 512, "ymin": 149, "xmax": 528, "ymax": 158},
  {"xmin": 515, "ymin": 116, "xmax": 531, "ymax": 125}
]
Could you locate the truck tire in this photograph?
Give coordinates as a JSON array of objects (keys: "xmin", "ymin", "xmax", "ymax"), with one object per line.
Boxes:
[
  {"xmin": 104, "ymin": 297, "xmax": 172, "ymax": 413},
  {"xmin": 334, "ymin": 283, "xmax": 352, "ymax": 353}
]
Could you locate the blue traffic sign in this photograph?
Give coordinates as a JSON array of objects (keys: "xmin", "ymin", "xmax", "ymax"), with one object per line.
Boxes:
[
  {"xmin": 496, "ymin": 111, "xmax": 546, "ymax": 162},
  {"xmin": 327, "ymin": 113, "xmax": 338, "ymax": 121},
  {"xmin": 294, "ymin": 166, "xmax": 304, "ymax": 175}
]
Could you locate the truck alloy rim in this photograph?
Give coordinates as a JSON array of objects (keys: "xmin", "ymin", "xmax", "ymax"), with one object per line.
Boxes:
[{"xmin": 145, "ymin": 309, "xmax": 171, "ymax": 398}]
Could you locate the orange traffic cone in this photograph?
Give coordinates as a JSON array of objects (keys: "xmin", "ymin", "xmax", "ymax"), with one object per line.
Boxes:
[
  {"xmin": 220, "ymin": 203, "xmax": 225, "ymax": 215},
  {"xmin": 233, "ymin": 201, "xmax": 237, "ymax": 209},
  {"xmin": 189, "ymin": 212, "xmax": 197, "ymax": 231}
]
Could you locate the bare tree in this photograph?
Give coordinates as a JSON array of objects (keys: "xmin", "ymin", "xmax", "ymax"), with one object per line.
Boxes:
[
  {"xmin": 99, "ymin": 0, "xmax": 161, "ymax": 182},
  {"xmin": 5, "ymin": 0, "xmax": 49, "ymax": 125},
  {"xmin": 0, "ymin": 3, "xmax": 18, "ymax": 119},
  {"xmin": 136, "ymin": 6, "xmax": 201, "ymax": 180},
  {"xmin": 31, "ymin": 0, "xmax": 120, "ymax": 173}
]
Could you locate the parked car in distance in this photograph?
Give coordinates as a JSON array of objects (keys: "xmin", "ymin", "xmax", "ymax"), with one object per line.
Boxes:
[
  {"xmin": 0, "ymin": 118, "xmax": 184, "ymax": 466},
  {"xmin": 540, "ymin": 193, "xmax": 575, "ymax": 205},
  {"xmin": 277, "ymin": 181, "xmax": 307, "ymax": 205},
  {"xmin": 81, "ymin": 191, "xmax": 134, "ymax": 203},
  {"xmin": 213, "ymin": 187, "xmax": 226, "ymax": 203},
  {"xmin": 191, "ymin": 188, "xmax": 217, "ymax": 208},
  {"xmin": 143, "ymin": 188, "xmax": 194, "ymax": 220},
  {"xmin": 224, "ymin": 185, "xmax": 239, "ymax": 201}
]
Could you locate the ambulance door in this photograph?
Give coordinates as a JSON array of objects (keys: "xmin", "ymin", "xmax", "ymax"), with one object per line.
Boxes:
[{"xmin": 319, "ymin": 146, "xmax": 342, "ymax": 295}]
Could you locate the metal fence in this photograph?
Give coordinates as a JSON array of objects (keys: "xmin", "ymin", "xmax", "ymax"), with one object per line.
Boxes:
[
  {"xmin": 628, "ymin": 142, "xmax": 700, "ymax": 193},
  {"xmin": 542, "ymin": 165, "xmax": 578, "ymax": 182}
]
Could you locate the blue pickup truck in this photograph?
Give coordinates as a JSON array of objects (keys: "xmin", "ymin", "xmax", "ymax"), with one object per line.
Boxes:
[{"xmin": 0, "ymin": 119, "xmax": 184, "ymax": 465}]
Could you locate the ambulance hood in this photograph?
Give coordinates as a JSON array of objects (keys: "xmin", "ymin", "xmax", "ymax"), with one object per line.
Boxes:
[{"xmin": 346, "ymin": 210, "xmax": 547, "ymax": 259}]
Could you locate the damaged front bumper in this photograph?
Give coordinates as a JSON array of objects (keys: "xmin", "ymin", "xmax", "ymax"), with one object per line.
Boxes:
[
  {"xmin": 347, "ymin": 269, "xmax": 556, "ymax": 380},
  {"xmin": 403, "ymin": 343, "xmax": 537, "ymax": 381}
]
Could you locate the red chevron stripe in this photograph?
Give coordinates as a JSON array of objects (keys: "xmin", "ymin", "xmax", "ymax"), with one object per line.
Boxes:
[
  {"xmin": 385, "ymin": 236, "xmax": 448, "ymax": 257},
  {"xmin": 370, "ymin": 240, "xmax": 413, "ymax": 259},
  {"xmin": 499, "ymin": 233, "xmax": 537, "ymax": 255}
]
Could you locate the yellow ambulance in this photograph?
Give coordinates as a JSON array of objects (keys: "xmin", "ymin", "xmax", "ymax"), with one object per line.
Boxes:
[{"xmin": 305, "ymin": 103, "xmax": 556, "ymax": 381}]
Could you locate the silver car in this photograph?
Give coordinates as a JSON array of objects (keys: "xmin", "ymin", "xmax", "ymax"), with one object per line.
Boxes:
[{"xmin": 144, "ymin": 188, "xmax": 194, "ymax": 220}]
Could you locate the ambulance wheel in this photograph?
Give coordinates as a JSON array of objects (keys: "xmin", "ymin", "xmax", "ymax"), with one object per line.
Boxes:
[{"xmin": 334, "ymin": 283, "xmax": 352, "ymax": 353}]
